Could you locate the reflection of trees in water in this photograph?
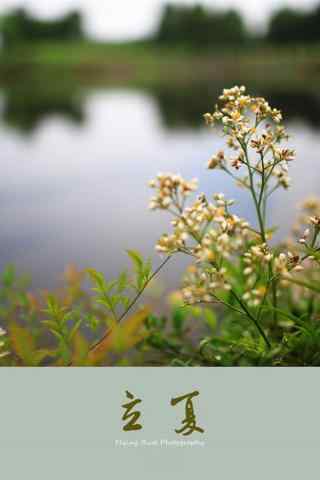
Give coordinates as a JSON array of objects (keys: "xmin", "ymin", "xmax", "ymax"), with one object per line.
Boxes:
[
  {"xmin": 266, "ymin": 92, "xmax": 320, "ymax": 128},
  {"xmin": 1, "ymin": 86, "xmax": 85, "ymax": 134},
  {"xmin": 151, "ymin": 83, "xmax": 223, "ymax": 129},
  {"xmin": 1, "ymin": 80, "xmax": 320, "ymax": 134},
  {"xmin": 152, "ymin": 84, "xmax": 320, "ymax": 129}
]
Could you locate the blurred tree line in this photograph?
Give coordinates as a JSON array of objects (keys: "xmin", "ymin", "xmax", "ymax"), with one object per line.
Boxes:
[
  {"xmin": 0, "ymin": 8, "xmax": 84, "ymax": 48},
  {"xmin": 268, "ymin": 6, "xmax": 320, "ymax": 44},
  {"xmin": 1, "ymin": 3, "xmax": 320, "ymax": 50},
  {"xmin": 156, "ymin": 3, "xmax": 320, "ymax": 48},
  {"xmin": 156, "ymin": 4, "xmax": 246, "ymax": 47}
]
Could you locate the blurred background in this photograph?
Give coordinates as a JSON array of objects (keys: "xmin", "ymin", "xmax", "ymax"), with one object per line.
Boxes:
[{"xmin": 0, "ymin": 0, "xmax": 320, "ymax": 291}]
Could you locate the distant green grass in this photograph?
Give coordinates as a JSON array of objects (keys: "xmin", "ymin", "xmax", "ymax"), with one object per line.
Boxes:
[{"xmin": 1, "ymin": 40, "xmax": 320, "ymax": 90}]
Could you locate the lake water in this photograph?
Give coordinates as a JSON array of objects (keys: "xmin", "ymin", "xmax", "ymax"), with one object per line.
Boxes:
[{"xmin": 1, "ymin": 83, "xmax": 320, "ymax": 291}]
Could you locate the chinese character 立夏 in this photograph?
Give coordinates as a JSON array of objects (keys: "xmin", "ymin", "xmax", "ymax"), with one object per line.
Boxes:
[
  {"xmin": 121, "ymin": 391, "xmax": 143, "ymax": 431},
  {"xmin": 171, "ymin": 390, "xmax": 204, "ymax": 436}
]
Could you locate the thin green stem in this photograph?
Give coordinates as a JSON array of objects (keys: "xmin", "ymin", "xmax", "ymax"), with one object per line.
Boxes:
[
  {"xmin": 283, "ymin": 276, "xmax": 320, "ymax": 294},
  {"xmin": 240, "ymin": 141, "xmax": 266, "ymax": 242},
  {"xmin": 240, "ymin": 140, "xmax": 279, "ymax": 324},
  {"xmin": 231, "ymin": 290, "xmax": 271, "ymax": 348},
  {"xmin": 88, "ymin": 256, "xmax": 172, "ymax": 354}
]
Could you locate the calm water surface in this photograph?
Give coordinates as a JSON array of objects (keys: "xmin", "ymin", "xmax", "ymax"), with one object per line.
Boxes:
[{"xmin": 0, "ymin": 86, "xmax": 320, "ymax": 289}]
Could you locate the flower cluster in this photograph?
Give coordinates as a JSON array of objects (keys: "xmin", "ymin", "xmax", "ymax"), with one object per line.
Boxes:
[
  {"xmin": 0, "ymin": 327, "xmax": 10, "ymax": 359},
  {"xmin": 148, "ymin": 165, "xmax": 254, "ymax": 305},
  {"xmin": 239, "ymin": 244, "xmax": 274, "ymax": 307},
  {"xmin": 204, "ymin": 85, "xmax": 282, "ymax": 132},
  {"xmin": 273, "ymin": 251, "xmax": 303, "ymax": 284},
  {"xmin": 148, "ymin": 173, "xmax": 198, "ymax": 211},
  {"xmin": 295, "ymin": 197, "xmax": 320, "ymax": 252},
  {"xmin": 207, "ymin": 151, "xmax": 225, "ymax": 170},
  {"xmin": 242, "ymin": 287, "xmax": 267, "ymax": 308},
  {"xmin": 243, "ymin": 244, "xmax": 273, "ymax": 283},
  {"xmin": 303, "ymin": 198, "xmax": 320, "ymax": 230},
  {"xmin": 182, "ymin": 265, "xmax": 231, "ymax": 305},
  {"xmin": 204, "ymin": 85, "xmax": 295, "ymax": 192},
  {"xmin": 153, "ymin": 188, "xmax": 251, "ymax": 261}
]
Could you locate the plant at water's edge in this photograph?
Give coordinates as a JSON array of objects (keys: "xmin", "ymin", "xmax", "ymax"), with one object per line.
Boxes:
[
  {"xmin": 147, "ymin": 85, "xmax": 320, "ymax": 363},
  {"xmin": 0, "ymin": 85, "xmax": 320, "ymax": 366}
]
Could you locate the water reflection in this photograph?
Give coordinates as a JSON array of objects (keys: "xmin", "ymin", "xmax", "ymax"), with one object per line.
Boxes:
[
  {"xmin": 0, "ymin": 82, "xmax": 319, "ymax": 290},
  {"xmin": 0, "ymin": 85, "xmax": 85, "ymax": 134},
  {"xmin": 2, "ymin": 82, "xmax": 320, "ymax": 134},
  {"xmin": 152, "ymin": 84, "xmax": 320, "ymax": 130},
  {"xmin": 267, "ymin": 91, "xmax": 320, "ymax": 129}
]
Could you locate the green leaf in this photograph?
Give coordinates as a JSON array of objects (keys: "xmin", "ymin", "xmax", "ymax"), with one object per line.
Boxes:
[
  {"xmin": 96, "ymin": 297, "xmax": 112, "ymax": 310},
  {"xmin": 127, "ymin": 250, "xmax": 144, "ymax": 270},
  {"xmin": 33, "ymin": 349, "xmax": 57, "ymax": 365},
  {"xmin": 284, "ymin": 277, "xmax": 320, "ymax": 294},
  {"xmin": 143, "ymin": 259, "xmax": 152, "ymax": 281},
  {"xmin": 45, "ymin": 294, "xmax": 67, "ymax": 318},
  {"xmin": 126, "ymin": 251, "xmax": 153, "ymax": 292},
  {"xmin": 86, "ymin": 314, "xmax": 100, "ymax": 331},
  {"xmin": 2, "ymin": 264, "xmax": 15, "ymax": 288},
  {"xmin": 71, "ymin": 332, "xmax": 89, "ymax": 366},
  {"xmin": 87, "ymin": 269, "xmax": 107, "ymax": 291},
  {"xmin": 117, "ymin": 271, "xmax": 128, "ymax": 293},
  {"xmin": 172, "ymin": 308, "xmax": 186, "ymax": 334},
  {"xmin": 203, "ymin": 308, "xmax": 217, "ymax": 332},
  {"xmin": 69, "ymin": 318, "xmax": 83, "ymax": 341},
  {"xmin": 9, "ymin": 323, "xmax": 37, "ymax": 366},
  {"xmin": 105, "ymin": 280, "xmax": 118, "ymax": 293},
  {"xmin": 42, "ymin": 320, "xmax": 59, "ymax": 330},
  {"xmin": 119, "ymin": 296, "xmax": 131, "ymax": 309},
  {"xmin": 50, "ymin": 330, "xmax": 66, "ymax": 343}
]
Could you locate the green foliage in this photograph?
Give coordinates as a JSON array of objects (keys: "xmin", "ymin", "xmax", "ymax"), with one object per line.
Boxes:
[
  {"xmin": 0, "ymin": 8, "xmax": 84, "ymax": 48},
  {"xmin": 42, "ymin": 294, "xmax": 80, "ymax": 364},
  {"xmin": 156, "ymin": 2, "xmax": 320, "ymax": 48},
  {"xmin": 0, "ymin": 257, "xmax": 319, "ymax": 366},
  {"xmin": 2, "ymin": 264, "xmax": 16, "ymax": 288},
  {"xmin": 0, "ymin": 260, "xmax": 156, "ymax": 366},
  {"xmin": 127, "ymin": 250, "xmax": 152, "ymax": 291},
  {"xmin": 9, "ymin": 323, "xmax": 53, "ymax": 366},
  {"xmin": 267, "ymin": 6, "xmax": 320, "ymax": 44},
  {"xmin": 156, "ymin": 4, "xmax": 247, "ymax": 48},
  {"xmin": 87, "ymin": 268, "xmax": 130, "ymax": 318}
]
